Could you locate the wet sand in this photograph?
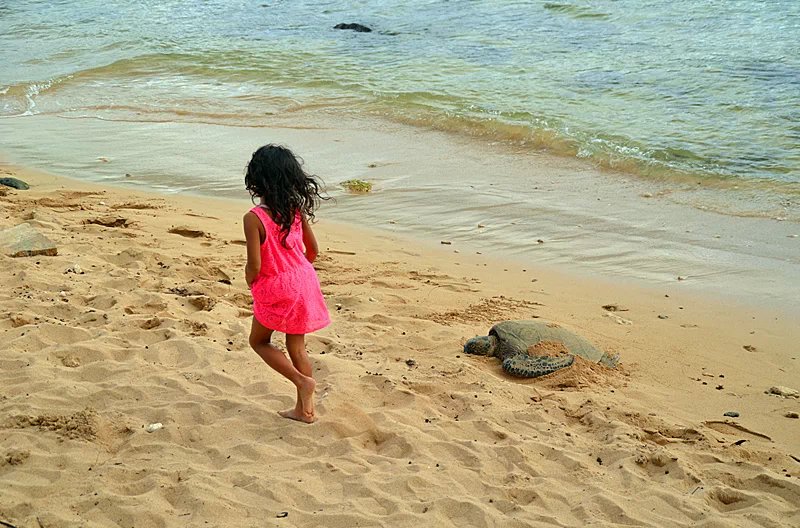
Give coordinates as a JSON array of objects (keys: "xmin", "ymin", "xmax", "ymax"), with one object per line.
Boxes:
[
  {"xmin": 1, "ymin": 113, "xmax": 798, "ymax": 314},
  {"xmin": 1, "ymin": 165, "xmax": 798, "ymax": 527}
]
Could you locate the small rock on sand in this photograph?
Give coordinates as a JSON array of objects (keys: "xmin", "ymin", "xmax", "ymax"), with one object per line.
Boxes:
[
  {"xmin": 743, "ymin": 345, "xmax": 757, "ymax": 352},
  {"xmin": 0, "ymin": 177, "xmax": 30, "ymax": 190},
  {"xmin": 145, "ymin": 423, "xmax": 163, "ymax": 433},
  {"xmin": 169, "ymin": 226, "xmax": 207, "ymax": 238},
  {"xmin": 723, "ymin": 411, "xmax": 740, "ymax": 418},
  {"xmin": 188, "ymin": 296, "xmax": 216, "ymax": 311},
  {"xmin": 65, "ymin": 264, "xmax": 84, "ymax": 275},
  {"xmin": 84, "ymin": 216, "xmax": 130, "ymax": 228},
  {"xmin": 785, "ymin": 412, "xmax": 799, "ymax": 419},
  {"xmin": 0, "ymin": 223, "xmax": 57, "ymax": 257},
  {"xmin": 140, "ymin": 316, "xmax": 161, "ymax": 330},
  {"xmin": 603, "ymin": 312, "xmax": 633, "ymax": 325},
  {"xmin": 61, "ymin": 356, "xmax": 81, "ymax": 368},
  {"xmin": 766, "ymin": 386, "xmax": 799, "ymax": 399}
]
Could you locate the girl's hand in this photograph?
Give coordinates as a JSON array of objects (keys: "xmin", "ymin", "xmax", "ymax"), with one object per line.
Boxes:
[{"xmin": 301, "ymin": 215, "xmax": 319, "ymax": 263}]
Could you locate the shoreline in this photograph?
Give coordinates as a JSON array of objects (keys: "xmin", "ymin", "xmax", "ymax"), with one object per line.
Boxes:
[
  {"xmin": 1, "ymin": 113, "xmax": 798, "ymax": 315},
  {"xmin": 1, "ymin": 163, "xmax": 798, "ymax": 526}
]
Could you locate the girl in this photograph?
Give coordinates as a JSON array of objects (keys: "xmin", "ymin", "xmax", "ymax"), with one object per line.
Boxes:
[{"xmin": 243, "ymin": 144, "xmax": 330, "ymax": 424}]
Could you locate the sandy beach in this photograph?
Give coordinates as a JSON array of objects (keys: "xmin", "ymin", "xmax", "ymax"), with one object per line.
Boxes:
[{"xmin": 1, "ymin": 165, "xmax": 798, "ymax": 527}]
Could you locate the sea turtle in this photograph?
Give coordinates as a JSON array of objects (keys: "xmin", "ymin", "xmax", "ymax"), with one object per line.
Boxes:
[{"xmin": 464, "ymin": 320, "xmax": 618, "ymax": 378}]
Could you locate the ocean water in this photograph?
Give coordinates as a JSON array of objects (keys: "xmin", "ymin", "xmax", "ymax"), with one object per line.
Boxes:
[
  {"xmin": 1, "ymin": 1, "xmax": 799, "ymax": 310},
  {"xmin": 1, "ymin": 0, "xmax": 799, "ymax": 186}
]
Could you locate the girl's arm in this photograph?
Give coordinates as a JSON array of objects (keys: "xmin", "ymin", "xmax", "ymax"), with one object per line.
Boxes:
[
  {"xmin": 243, "ymin": 211, "xmax": 262, "ymax": 286},
  {"xmin": 301, "ymin": 215, "xmax": 319, "ymax": 263}
]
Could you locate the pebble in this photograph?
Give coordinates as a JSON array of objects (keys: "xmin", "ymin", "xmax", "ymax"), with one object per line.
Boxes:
[
  {"xmin": 440, "ymin": 240, "xmax": 452, "ymax": 245},
  {"xmin": 723, "ymin": 411, "xmax": 740, "ymax": 418},
  {"xmin": 788, "ymin": 234, "xmax": 797, "ymax": 238},
  {"xmin": 368, "ymin": 297, "xmax": 376, "ymax": 302},
  {"xmin": 146, "ymin": 422, "xmax": 163, "ymax": 433},
  {"xmin": 641, "ymin": 192, "xmax": 653, "ymax": 198},
  {"xmin": 785, "ymin": 412, "xmax": 799, "ymax": 419},
  {"xmin": 0, "ymin": 177, "xmax": 30, "ymax": 190},
  {"xmin": 677, "ymin": 276, "xmax": 688, "ymax": 281},
  {"xmin": 477, "ymin": 224, "xmax": 485, "ymax": 228},
  {"xmin": 65, "ymin": 264, "xmax": 84, "ymax": 275},
  {"xmin": 766, "ymin": 386, "xmax": 799, "ymax": 399},
  {"xmin": 335, "ymin": 303, "xmax": 343, "ymax": 311},
  {"xmin": 657, "ymin": 314, "xmax": 669, "ymax": 319}
]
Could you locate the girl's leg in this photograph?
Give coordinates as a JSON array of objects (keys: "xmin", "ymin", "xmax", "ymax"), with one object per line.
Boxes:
[
  {"xmin": 248, "ymin": 318, "xmax": 316, "ymax": 423},
  {"xmin": 284, "ymin": 333, "xmax": 315, "ymax": 420}
]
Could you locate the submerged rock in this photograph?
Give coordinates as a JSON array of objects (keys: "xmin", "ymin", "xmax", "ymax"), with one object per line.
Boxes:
[
  {"xmin": 0, "ymin": 177, "xmax": 30, "ymax": 190},
  {"xmin": 334, "ymin": 23, "xmax": 372, "ymax": 32},
  {"xmin": 0, "ymin": 223, "xmax": 57, "ymax": 257}
]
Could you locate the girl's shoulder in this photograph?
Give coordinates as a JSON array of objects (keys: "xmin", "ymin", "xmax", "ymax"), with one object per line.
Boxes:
[{"xmin": 249, "ymin": 205, "xmax": 273, "ymax": 220}]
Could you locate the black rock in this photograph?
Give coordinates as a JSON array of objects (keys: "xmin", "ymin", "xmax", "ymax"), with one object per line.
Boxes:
[
  {"xmin": 334, "ymin": 23, "xmax": 372, "ymax": 33},
  {"xmin": 723, "ymin": 411, "xmax": 740, "ymax": 418},
  {"xmin": 0, "ymin": 177, "xmax": 30, "ymax": 190}
]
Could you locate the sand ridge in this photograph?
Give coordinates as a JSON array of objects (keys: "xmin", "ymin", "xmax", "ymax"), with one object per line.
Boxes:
[{"xmin": 0, "ymin": 168, "xmax": 798, "ymax": 527}]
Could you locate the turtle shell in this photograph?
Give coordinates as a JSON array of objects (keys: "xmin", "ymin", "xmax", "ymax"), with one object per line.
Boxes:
[{"xmin": 489, "ymin": 320, "xmax": 604, "ymax": 363}]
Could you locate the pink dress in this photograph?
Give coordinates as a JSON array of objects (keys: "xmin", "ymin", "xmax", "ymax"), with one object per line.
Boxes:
[{"xmin": 249, "ymin": 206, "xmax": 330, "ymax": 334}]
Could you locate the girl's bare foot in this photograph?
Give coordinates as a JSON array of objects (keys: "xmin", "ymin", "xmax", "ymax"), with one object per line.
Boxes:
[
  {"xmin": 299, "ymin": 376, "xmax": 316, "ymax": 416},
  {"xmin": 278, "ymin": 408, "xmax": 316, "ymax": 424},
  {"xmin": 279, "ymin": 376, "xmax": 316, "ymax": 423}
]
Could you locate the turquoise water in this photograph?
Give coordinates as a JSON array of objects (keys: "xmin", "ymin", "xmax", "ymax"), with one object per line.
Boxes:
[{"xmin": 1, "ymin": 0, "xmax": 799, "ymax": 185}]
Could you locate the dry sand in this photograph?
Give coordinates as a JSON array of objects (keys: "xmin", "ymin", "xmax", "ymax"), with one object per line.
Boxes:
[{"xmin": 1, "ymin": 166, "xmax": 798, "ymax": 527}]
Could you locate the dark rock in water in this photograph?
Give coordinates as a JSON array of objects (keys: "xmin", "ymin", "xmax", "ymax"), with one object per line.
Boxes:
[
  {"xmin": 334, "ymin": 23, "xmax": 372, "ymax": 33},
  {"xmin": 0, "ymin": 223, "xmax": 58, "ymax": 257},
  {"xmin": 0, "ymin": 177, "xmax": 30, "ymax": 190},
  {"xmin": 723, "ymin": 411, "xmax": 740, "ymax": 418}
]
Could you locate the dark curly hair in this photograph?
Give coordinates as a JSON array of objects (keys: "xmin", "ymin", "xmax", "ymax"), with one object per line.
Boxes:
[{"xmin": 244, "ymin": 144, "xmax": 326, "ymax": 247}]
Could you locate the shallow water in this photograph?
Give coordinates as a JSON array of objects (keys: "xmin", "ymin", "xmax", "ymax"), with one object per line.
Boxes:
[
  {"xmin": 1, "ymin": 0, "xmax": 799, "ymax": 186},
  {"xmin": 2, "ymin": 113, "xmax": 797, "ymax": 312},
  {"xmin": 1, "ymin": 1, "xmax": 798, "ymax": 311}
]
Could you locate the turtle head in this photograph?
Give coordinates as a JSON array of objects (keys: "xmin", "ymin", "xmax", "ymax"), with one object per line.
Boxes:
[{"xmin": 464, "ymin": 335, "xmax": 498, "ymax": 357}]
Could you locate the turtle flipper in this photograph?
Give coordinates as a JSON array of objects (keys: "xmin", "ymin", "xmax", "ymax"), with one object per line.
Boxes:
[{"xmin": 502, "ymin": 353, "xmax": 574, "ymax": 378}]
